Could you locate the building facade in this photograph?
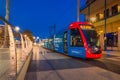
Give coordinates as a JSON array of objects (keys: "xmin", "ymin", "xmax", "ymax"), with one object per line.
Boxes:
[
  {"xmin": 80, "ymin": 0, "xmax": 120, "ymax": 50},
  {"xmin": 0, "ymin": 24, "xmax": 9, "ymax": 48},
  {"xmin": 0, "ymin": 25, "xmax": 4, "ymax": 47}
]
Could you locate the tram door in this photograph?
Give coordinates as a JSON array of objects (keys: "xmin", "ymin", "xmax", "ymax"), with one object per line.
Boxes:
[{"xmin": 64, "ymin": 31, "xmax": 68, "ymax": 54}]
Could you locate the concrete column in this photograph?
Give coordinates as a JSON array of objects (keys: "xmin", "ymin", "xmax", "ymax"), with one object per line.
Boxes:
[
  {"xmin": 8, "ymin": 25, "xmax": 17, "ymax": 75},
  {"xmin": 8, "ymin": 25, "xmax": 16, "ymax": 60},
  {"xmin": 118, "ymin": 29, "xmax": 120, "ymax": 50},
  {"xmin": 100, "ymin": 32, "xmax": 104, "ymax": 50}
]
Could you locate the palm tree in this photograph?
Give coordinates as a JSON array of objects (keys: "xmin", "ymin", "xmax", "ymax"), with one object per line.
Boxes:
[{"xmin": 23, "ymin": 29, "xmax": 34, "ymax": 42}]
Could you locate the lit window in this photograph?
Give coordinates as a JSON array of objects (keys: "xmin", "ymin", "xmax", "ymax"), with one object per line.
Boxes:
[
  {"xmin": 99, "ymin": 14, "xmax": 104, "ymax": 19},
  {"xmin": 118, "ymin": 5, "xmax": 120, "ymax": 12},
  {"xmin": 118, "ymin": 27, "xmax": 120, "ymax": 30}
]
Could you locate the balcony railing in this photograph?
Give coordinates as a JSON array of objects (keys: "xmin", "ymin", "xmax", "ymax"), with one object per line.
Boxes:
[{"xmin": 92, "ymin": 12, "xmax": 120, "ymax": 24}]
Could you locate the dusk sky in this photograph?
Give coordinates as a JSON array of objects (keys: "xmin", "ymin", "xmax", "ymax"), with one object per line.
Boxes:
[{"xmin": 0, "ymin": 0, "xmax": 85, "ymax": 38}]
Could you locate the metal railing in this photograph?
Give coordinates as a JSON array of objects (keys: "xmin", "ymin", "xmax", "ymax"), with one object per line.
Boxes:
[{"xmin": 0, "ymin": 16, "xmax": 33, "ymax": 80}]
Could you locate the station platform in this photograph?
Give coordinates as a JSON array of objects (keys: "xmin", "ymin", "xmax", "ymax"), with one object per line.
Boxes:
[
  {"xmin": 0, "ymin": 46, "xmax": 120, "ymax": 80},
  {"xmin": 0, "ymin": 48, "xmax": 32, "ymax": 80}
]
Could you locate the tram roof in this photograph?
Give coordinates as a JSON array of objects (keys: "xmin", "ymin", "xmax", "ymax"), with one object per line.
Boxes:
[{"xmin": 68, "ymin": 22, "xmax": 93, "ymax": 29}]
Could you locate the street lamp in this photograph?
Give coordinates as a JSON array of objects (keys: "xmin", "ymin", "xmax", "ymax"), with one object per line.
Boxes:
[
  {"xmin": 37, "ymin": 36, "xmax": 39, "ymax": 40},
  {"xmin": 24, "ymin": 34, "xmax": 27, "ymax": 37},
  {"xmin": 104, "ymin": 0, "xmax": 107, "ymax": 51},
  {"xmin": 15, "ymin": 26, "xmax": 20, "ymax": 32},
  {"xmin": 90, "ymin": 17, "xmax": 96, "ymax": 23},
  {"xmin": 118, "ymin": 27, "xmax": 120, "ymax": 30},
  {"xmin": 33, "ymin": 36, "xmax": 35, "ymax": 40}
]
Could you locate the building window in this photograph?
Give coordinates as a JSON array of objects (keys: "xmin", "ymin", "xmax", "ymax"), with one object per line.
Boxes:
[
  {"xmin": 70, "ymin": 28, "xmax": 83, "ymax": 47},
  {"xmin": 99, "ymin": 13, "xmax": 104, "ymax": 19},
  {"xmin": 111, "ymin": 4, "xmax": 118, "ymax": 15},
  {"xmin": 104, "ymin": 9, "xmax": 109, "ymax": 18},
  {"xmin": 106, "ymin": 32, "xmax": 118, "ymax": 47},
  {"xmin": 96, "ymin": 13, "xmax": 100, "ymax": 21},
  {"xmin": 118, "ymin": 5, "xmax": 120, "ymax": 12}
]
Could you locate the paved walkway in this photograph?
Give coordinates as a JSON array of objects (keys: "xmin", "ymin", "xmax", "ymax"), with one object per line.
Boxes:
[
  {"xmin": 101, "ymin": 51, "xmax": 120, "ymax": 65},
  {"xmin": 25, "ymin": 47, "xmax": 120, "ymax": 80}
]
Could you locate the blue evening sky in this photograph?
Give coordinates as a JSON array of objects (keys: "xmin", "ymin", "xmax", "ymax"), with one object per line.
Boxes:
[{"xmin": 0, "ymin": 0, "xmax": 85, "ymax": 38}]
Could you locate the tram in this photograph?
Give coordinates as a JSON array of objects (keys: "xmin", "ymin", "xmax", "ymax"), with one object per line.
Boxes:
[{"xmin": 43, "ymin": 22, "xmax": 102, "ymax": 59}]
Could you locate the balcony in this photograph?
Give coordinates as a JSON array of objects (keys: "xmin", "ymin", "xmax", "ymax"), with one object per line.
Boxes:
[{"xmin": 93, "ymin": 13, "xmax": 120, "ymax": 27}]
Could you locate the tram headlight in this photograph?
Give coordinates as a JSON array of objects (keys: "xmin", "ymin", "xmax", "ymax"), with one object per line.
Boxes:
[
  {"xmin": 93, "ymin": 47, "xmax": 99, "ymax": 51},
  {"xmin": 90, "ymin": 46, "xmax": 101, "ymax": 54}
]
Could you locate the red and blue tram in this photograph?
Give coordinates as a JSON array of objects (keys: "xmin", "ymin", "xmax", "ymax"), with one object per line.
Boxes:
[{"xmin": 43, "ymin": 22, "xmax": 102, "ymax": 59}]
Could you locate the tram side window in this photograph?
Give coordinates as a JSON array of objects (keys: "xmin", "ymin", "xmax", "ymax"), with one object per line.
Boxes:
[{"xmin": 70, "ymin": 28, "xmax": 83, "ymax": 47}]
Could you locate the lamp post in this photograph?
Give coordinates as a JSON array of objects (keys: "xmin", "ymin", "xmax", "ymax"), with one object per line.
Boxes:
[
  {"xmin": 104, "ymin": 0, "xmax": 107, "ymax": 51},
  {"xmin": 77, "ymin": 0, "xmax": 80, "ymax": 22},
  {"xmin": 15, "ymin": 26, "xmax": 25, "ymax": 58},
  {"xmin": 4, "ymin": 0, "xmax": 10, "ymax": 47},
  {"xmin": 14, "ymin": 26, "xmax": 22, "ymax": 75}
]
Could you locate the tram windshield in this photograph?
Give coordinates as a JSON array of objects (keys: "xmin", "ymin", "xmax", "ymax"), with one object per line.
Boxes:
[
  {"xmin": 81, "ymin": 25, "xmax": 100, "ymax": 47},
  {"xmin": 70, "ymin": 28, "xmax": 84, "ymax": 47}
]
